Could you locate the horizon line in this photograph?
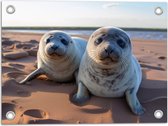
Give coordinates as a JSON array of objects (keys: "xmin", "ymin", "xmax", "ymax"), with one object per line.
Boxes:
[{"xmin": 2, "ymin": 26, "xmax": 167, "ymax": 31}]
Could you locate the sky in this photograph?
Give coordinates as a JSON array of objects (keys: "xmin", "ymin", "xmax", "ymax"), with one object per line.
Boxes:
[{"xmin": 2, "ymin": 1, "xmax": 167, "ymax": 29}]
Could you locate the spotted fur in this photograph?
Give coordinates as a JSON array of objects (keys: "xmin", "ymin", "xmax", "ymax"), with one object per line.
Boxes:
[{"xmin": 73, "ymin": 27, "xmax": 145, "ymax": 115}]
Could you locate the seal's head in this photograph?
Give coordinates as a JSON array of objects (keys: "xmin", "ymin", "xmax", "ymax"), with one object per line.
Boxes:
[
  {"xmin": 87, "ymin": 26, "xmax": 132, "ymax": 66},
  {"xmin": 40, "ymin": 31, "xmax": 73, "ymax": 59}
]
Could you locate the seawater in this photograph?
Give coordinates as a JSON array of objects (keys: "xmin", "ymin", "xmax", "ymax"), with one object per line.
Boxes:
[{"xmin": 3, "ymin": 29, "xmax": 167, "ymax": 41}]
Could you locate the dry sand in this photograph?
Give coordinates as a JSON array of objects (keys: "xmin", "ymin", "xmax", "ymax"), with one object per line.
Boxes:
[{"xmin": 1, "ymin": 32, "xmax": 167, "ymax": 124}]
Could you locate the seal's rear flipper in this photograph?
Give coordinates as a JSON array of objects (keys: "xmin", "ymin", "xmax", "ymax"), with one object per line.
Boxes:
[{"xmin": 19, "ymin": 68, "xmax": 44, "ymax": 84}]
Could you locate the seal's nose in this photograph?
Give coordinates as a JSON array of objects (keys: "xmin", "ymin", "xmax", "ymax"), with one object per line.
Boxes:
[
  {"xmin": 104, "ymin": 44, "xmax": 120, "ymax": 62},
  {"xmin": 51, "ymin": 45, "xmax": 59, "ymax": 50},
  {"xmin": 104, "ymin": 46, "xmax": 113, "ymax": 54}
]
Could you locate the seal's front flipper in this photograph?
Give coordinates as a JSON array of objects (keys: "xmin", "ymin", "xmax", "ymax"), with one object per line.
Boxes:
[
  {"xmin": 72, "ymin": 81, "xmax": 90, "ymax": 105},
  {"xmin": 125, "ymin": 88, "xmax": 145, "ymax": 115},
  {"xmin": 19, "ymin": 68, "xmax": 44, "ymax": 84}
]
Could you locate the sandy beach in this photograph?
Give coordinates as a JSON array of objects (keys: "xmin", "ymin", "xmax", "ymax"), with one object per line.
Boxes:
[{"xmin": 1, "ymin": 31, "xmax": 167, "ymax": 124}]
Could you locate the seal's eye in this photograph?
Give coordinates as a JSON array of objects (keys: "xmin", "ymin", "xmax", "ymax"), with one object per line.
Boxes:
[
  {"xmin": 95, "ymin": 37, "xmax": 103, "ymax": 45},
  {"xmin": 46, "ymin": 35, "xmax": 54, "ymax": 44},
  {"xmin": 46, "ymin": 38, "xmax": 50, "ymax": 44},
  {"xmin": 117, "ymin": 39, "xmax": 126, "ymax": 48},
  {"xmin": 102, "ymin": 34, "xmax": 106, "ymax": 37},
  {"xmin": 61, "ymin": 38, "xmax": 68, "ymax": 45}
]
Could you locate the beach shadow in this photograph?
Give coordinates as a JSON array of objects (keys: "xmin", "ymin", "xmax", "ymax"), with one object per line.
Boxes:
[
  {"xmin": 23, "ymin": 109, "xmax": 48, "ymax": 119},
  {"xmin": 28, "ymin": 40, "xmax": 39, "ymax": 44},
  {"xmin": 2, "ymin": 40, "xmax": 19, "ymax": 46},
  {"xmin": 139, "ymin": 98, "xmax": 167, "ymax": 123},
  {"xmin": 2, "ymin": 77, "xmax": 75, "ymax": 98},
  {"xmin": 158, "ymin": 56, "xmax": 166, "ymax": 60},
  {"xmin": 28, "ymin": 119, "xmax": 64, "ymax": 124},
  {"xmin": 2, "ymin": 103, "xmax": 17, "ymax": 120},
  {"xmin": 2, "ymin": 37, "xmax": 10, "ymax": 41},
  {"xmin": 2, "ymin": 39, "xmax": 38, "ymax": 50},
  {"xmin": 140, "ymin": 63, "xmax": 165, "ymax": 71},
  {"xmin": 79, "ymin": 107, "xmax": 109, "ymax": 114},
  {"xmin": 2, "ymin": 79, "xmax": 31, "ymax": 97}
]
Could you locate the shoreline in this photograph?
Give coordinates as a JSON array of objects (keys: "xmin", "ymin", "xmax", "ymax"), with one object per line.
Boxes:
[{"xmin": 2, "ymin": 31, "xmax": 167, "ymax": 42}]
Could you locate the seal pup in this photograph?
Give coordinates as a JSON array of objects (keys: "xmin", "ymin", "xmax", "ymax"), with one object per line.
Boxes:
[
  {"xmin": 19, "ymin": 30, "xmax": 87, "ymax": 84},
  {"xmin": 72, "ymin": 26, "xmax": 145, "ymax": 115}
]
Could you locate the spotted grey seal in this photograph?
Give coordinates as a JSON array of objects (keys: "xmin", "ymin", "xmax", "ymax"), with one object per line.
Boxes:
[
  {"xmin": 19, "ymin": 30, "xmax": 87, "ymax": 84},
  {"xmin": 72, "ymin": 26, "xmax": 145, "ymax": 115}
]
